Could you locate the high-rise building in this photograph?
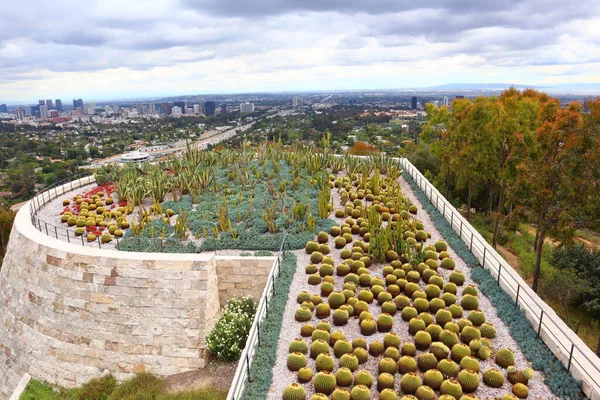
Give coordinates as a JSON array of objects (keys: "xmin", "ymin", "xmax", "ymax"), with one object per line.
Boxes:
[
  {"xmin": 16, "ymin": 108, "xmax": 25, "ymax": 120},
  {"xmin": 39, "ymin": 100, "xmax": 45, "ymax": 107},
  {"xmin": 86, "ymin": 102, "xmax": 96, "ymax": 115},
  {"xmin": 221, "ymin": 103, "xmax": 227, "ymax": 114},
  {"xmin": 171, "ymin": 106, "xmax": 182, "ymax": 116},
  {"xmin": 411, "ymin": 96, "xmax": 418, "ymax": 110},
  {"xmin": 443, "ymin": 96, "xmax": 449, "ymax": 107},
  {"xmin": 162, "ymin": 102, "xmax": 171, "ymax": 115},
  {"xmin": 40, "ymin": 105, "xmax": 48, "ymax": 118},
  {"xmin": 174, "ymin": 102, "xmax": 186, "ymax": 114},
  {"xmin": 193, "ymin": 104, "xmax": 200, "ymax": 114},
  {"xmin": 292, "ymin": 97, "xmax": 298, "ymax": 107},
  {"xmin": 24, "ymin": 105, "xmax": 32, "ymax": 116},
  {"xmin": 55, "ymin": 99, "xmax": 63, "ymax": 112},
  {"xmin": 46, "ymin": 99, "xmax": 53, "ymax": 109},
  {"xmin": 73, "ymin": 99, "xmax": 84, "ymax": 111},
  {"xmin": 204, "ymin": 101, "xmax": 216, "ymax": 115},
  {"xmin": 0, "ymin": 104, "xmax": 7, "ymax": 113},
  {"xmin": 240, "ymin": 102, "xmax": 255, "ymax": 113},
  {"xmin": 149, "ymin": 104, "xmax": 156, "ymax": 114}
]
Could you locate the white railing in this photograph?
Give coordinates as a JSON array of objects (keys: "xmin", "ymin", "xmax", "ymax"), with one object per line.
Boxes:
[
  {"xmin": 227, "ymin": 234, "xmax": 287, "ymax": 400},
  {"xmin": 398, "ymin": 157, "xmax": 600, "ymax": 400}
]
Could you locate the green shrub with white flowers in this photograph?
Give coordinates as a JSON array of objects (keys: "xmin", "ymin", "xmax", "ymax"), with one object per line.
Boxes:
[{"xmin": 207, "ymin": 296, "xmax": 257, "ymax": 361}]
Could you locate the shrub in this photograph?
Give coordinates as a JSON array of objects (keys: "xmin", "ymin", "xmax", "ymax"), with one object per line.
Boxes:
[{"xmin": 206, "ymin": 296, "xmax": 257, "ymax": 361}]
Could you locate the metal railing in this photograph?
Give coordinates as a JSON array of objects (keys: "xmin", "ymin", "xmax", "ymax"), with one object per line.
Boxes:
[
  {"xmin": 227, "ymin": 234, "xmax": 288, "ymax": 400},
  {"xmin": 398, "ymin": 157, "xmax": 600, "ymax": 400}
]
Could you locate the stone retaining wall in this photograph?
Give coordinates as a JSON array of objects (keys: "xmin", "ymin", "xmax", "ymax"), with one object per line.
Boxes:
[{"xmin": 0, "ymin": 203, "xmax": 276, "ymax": 399}]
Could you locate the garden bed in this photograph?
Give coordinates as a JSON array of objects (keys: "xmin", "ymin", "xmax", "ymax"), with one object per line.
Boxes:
[{"xmin": 266, "ymin": 171, "xmax": 559, "ymax": 399}]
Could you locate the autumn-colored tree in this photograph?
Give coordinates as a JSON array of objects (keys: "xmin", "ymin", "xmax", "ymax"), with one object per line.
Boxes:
[
  {"xmin": 348, "ymin": 141, "xmax": 380, "ymax": 156},
  {"xmin": 421, "ymin": 103, "xmax": 452, "ymax": 197},
  {"xmin": 516, "ymin": 100, "xmax": 591, "ymax": 292}
]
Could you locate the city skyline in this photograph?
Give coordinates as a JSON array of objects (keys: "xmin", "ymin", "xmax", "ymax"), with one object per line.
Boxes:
[{"xmin": 1, "ymin": 0, "xmax": 600, "ymax": 102}]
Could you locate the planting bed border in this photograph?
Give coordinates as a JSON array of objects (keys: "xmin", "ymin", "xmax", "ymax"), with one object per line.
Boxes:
[{"xmin": 401, "ymin": 158, "xmax": 591, "ymax": 400}]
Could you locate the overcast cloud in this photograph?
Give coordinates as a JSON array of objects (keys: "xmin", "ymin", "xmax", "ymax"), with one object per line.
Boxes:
[{"xmin": 1, "ymin": 0, "xmax": 600, "ymax": 101}]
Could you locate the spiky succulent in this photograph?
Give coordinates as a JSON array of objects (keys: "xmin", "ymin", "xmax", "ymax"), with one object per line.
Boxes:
[
  {"xmin": 460, "ymin": 294, "xmax": 479, "ymax": 311},
  {"xmin": 314, "ymin": 371, "xmax": 336, "ymax": 394},
  {"xmin": 440, "ymin": 378, "xmax": 463, "ymax": 399},
  {"xmin": 479, "ymin": 322, "xmax": 496, "ymax": 339},
  {"xmin": 339, "ymin": 353, "xmax": 359, "ymax": 371},
  {"xmin": 400, "ymin": 372, "xmax": 423, "ymax": 394},
  {"xmin": 298, "ymin": 367, "xmax": 313, "ymax": 383},
  {"xmin": 423, "ymin": 369, "xmax": 444, "ymax": 390},
  {"xmin": 353, "ymin": 370, "xmax": 373, "ymax": 388},
  {"xmin": 378, "ymin": 372, "xmax": 396, "ymax": 391},
  {"xmin": 378, "ymin": 357, "xmax": 397, "ymax": 374},
  {"xmin": 377, "ymin": 313, "xmax": 394, "ymax": 332},
  {"xmin": 460, "ymin": 356, "xmax": 481, "ymax": 373},
  {"xmin": 310, "ymin": 339, "xmax": 330, "ymax": 359},
  {"xmin": 457, "ymin": 369, "xmax": 480, "ymax": 393},
  {"xmin": 379, "ymin": 389, "xmax": 398, "ymax": 400},
  {"xmin": 415, "ymin": 386, "xmax": 436, "ymax": 400},
  {"xmin": 350, "ymin": 385, "xmax": 371, "ymax": 400},
  {"xmin": 282, "ymin": 383, "xmax": 306, "ymax": 400},
  {"xmin": 417, "ymin": 353, "xmax": 439, "ymax": 372},
  {"xmin": 315, "ymin": 353, "xmax": 334, "ymax": 372},
  {"xmin": 437, "ymin": 359, "xmax": 459, "ymax": 378},
  {"xmin": 295, "ymin": 306, "xmax": 312, "ymax": 322},
  {"xmin": 369, "ymin": 341, "xmax": 385, "ymax": 357},
  {"xmin": 397, "ymin": 355, "xmax": 418, "ymax": 374},
  {"xmin": 512, "ymin": 383, "xmax": 529, "ymax": 399},
  {"xmin": 383, "ymin": 332, "xmax": 401, "ymax": 348},
  {"xmin": 287, "ymin": 352, "xmax": 307, "ymax": 371},
  {"xmin": 289, "ymin": 338, "xmax": 308, "ymax": 354},
  {"xmin": 495, "ymin": 348, "xmax": 515, "ymax": 368},
  {"xmin": 335, "ymin": 367, "xmax": 353, "ymax": 387},
  {"xmin": 482, "ymin": 368, "xmax": 504, "ymax": 388},
  {"xmin": 331, "ymin": 388, "xmax": 350, "ymax": 400},
  {"xmin": 360, "ymin": 319, "xmax": 377, "ymax": 336}
]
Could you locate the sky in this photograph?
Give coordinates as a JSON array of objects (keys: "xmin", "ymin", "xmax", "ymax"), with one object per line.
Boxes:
[{"xmin": 2, "ymin": 0, "xmax": 600, "ymax": 102}]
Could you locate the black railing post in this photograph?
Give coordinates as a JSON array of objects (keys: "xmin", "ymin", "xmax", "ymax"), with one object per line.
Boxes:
[
  {"xmin": 497, "ymin": 264, "xmax": 502, "ymax": 284},
  {"xmin": 66, "ymin": 229, "xmax": 70, "ymax": 244},
  {"xmin": 537, "ymin": 311, "xmax": 544, "ymax": 337},
  {"xmin": 515, "ymin": 284, "xmax": 520, "ymax": 305},
  {"xmin": 482, "ymin": 247, "xmax": 486, "ymax": 267},
  {"xmin": 450, "ymin": 212, "xmax": 454, "ymax": 230},
  {"xmin": 54, "ymin": 226, "xmax": 58, "ymax": 239},
  {"xmin": 459, "ymin": 221, "xmax": 463, "ymax": 239},
  {"xmin": 567, "ymin": 343, "xmax": 574, "ymax": 371},
  {"xmin": 442, "ymin": 201, "xmax": 446, "ymax": 218},
  {"xmin": 470, "ymin": 232, "xmax": 474, "ymax": 250}
]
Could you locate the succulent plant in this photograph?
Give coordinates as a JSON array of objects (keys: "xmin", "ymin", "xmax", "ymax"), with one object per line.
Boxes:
[
  {"xmin": 312, "ymin": 329, "xmax": 330, "ymax": 343},
  {"xmin": 383, "ymin": 332, "xmax": 401, "ymax": 349},
  {"xmin": 439, "ymin": 329, "xmax": 459, "ymax": 348},
  {"xmin": 395, "ymin": 295, "xmax": 411, "ymax": 310},
  {"xmin": 295, "ymin": 306, "xmax": 312, "ymax": 322},
  {"xmin": 298, "ymin": 367, "xmax": 313, "ymax": 383},
  {"xmin": 349, "ymin": 384, "xmax": 371, "ymax": 400},
  {"xmin": 339, "ymin": 353, "xmax": 359, "ymax": 371},
  {"xmin": 384, "ymin": 346, "xmax": 401, "ymax": 361},
  {"xmin": 435, "ymin": 309, "xmax": 453, "ymax": 326},
  {"xmin": 417, "ymin": 353, "xmax": 439, "ymax": 372},
  {"xmin": 376, "ymin": 313, "xmax": 394, "ymax": 332},
  {"xmin": 402, "ymin": 306, "xmax": 419, "ymax": 321},
  {"xmin": 460, "ymin": 326, "xmax": 481, "ymax": 345},
  {"xmin": 397, "ymin": 355, "xmax": 418, "ymax": 373},
  {"xmin": 401, "ymin": 342, "xmax": 417, "ymax": 357},
  {"xmin": 354, "ymin": 370, "xmax": 373, "ymax": 387},
  {"xmin": 460, "ymin": 294, "xmax": 479, "ymax": 311},
  {"xmin": 460, "ymin": 356, "xmax": 481, "ymax": 373},
  {"xmin": 287, "ymin": 351, "xmax": 307, "ymax": 371},
  {"xmin": 352, "ymin": 337, "xmax": 367, "ymax": 349},
  {"xmin": 353, "ymin": 347, "xmax": 368, "ymax": 364},
  {"xmin": 282, "ymin": 383, "xmax": 306, "ymax": 400},
  {"xmin": 310, "ymin": 339, "xmax": 330, "ymax": 359},
  {"xmin": 400, "ymin": 372, "xmax": 423, "ymax": 394},
  {"xmin": 425, "ymin": 324, "xmax": 443, "ymax": 341},
  {"xmin": 477, "ymin": 346, "xmax": 491, "ymax": 360},
  {"xmin": 440, "ymin": 378, "xmax": 463, "ymax": 399},
  {"xmin": 457, "ymin": 369, "xmax": 480, "ymax": 393},
  {"xmin": 306, "ymin": 241, "xmax": 320, "ymax": 254},
  {"xmin": 423, "ymin": 369, "xmax": 444, "ymax": 390},
  {"xmin": 415, "ymin": 385, "xmax": 436, "ymax": 400},
  {"xmin": 512, "ymin": 383, "xmax": 529, "ymax": 399},
  {"xmin": 380, "ymin": 388, "xmax": 398, "ymax": 400},
  {"xmin": 479, "ymin": 322, "xmax": 496, "ymax": 339},
  {"xmin": 381, "ymin": 301, "xmax": 398, "ymax": 315},
  {"xmin": 369, "ymin": 341, "xmax": 385, "ymax": 357},
  {"xmin": 300, "ymin": 324, "xmax": 315, "ymax": 337},
  {"xmin": 335, "ymin": 367, "xmax": 354, "ymax": 387},
  {"xmin": 430, "ymin": 341, "xmax": 450, "ymax": 360},
  {"xmin": 467, "ymin": 310, "xmax": 486, "ymax": 327},
  {"xmin": 507, "ymin": 366, "xmax": 528, "ymax": 385},
  {"xmin": 315, "ymin": 353, "xmax": 334, "ymax": 372},
  {"xmin": 289, "ymin": 338, "xmax": 308, "ymax": 354},
  {"xmin": 522, "ymin": 367, "xmax": 534, "ymax": 380},
  {"xmin": 314, "ymin": 371, "xmax": 336, "ymax": 395},
  {"xmin": 414, "ymin": 331, "xmax": 432, "ymax": 349},
  {"xmin": 482, "ymin": 368, "xmax": 504, "ymax": 388},
  {"xmin": 495, "ymin": 348, "xmax": 515, "ymax": 368},
  {"xmin": 331, "ymin": 388, "xmax": 350, "ymax": 400},
  {"xmin": 457, "ymin": 318, "xmax": 472, "ymax": 332},
  {"xmin": 441, "ymin": 292, "xmax": 457, "ymax": 306},
  {"xmin": 499, "ymin": 395, "xmax": 519, "ymax": 400},
  {"xmin": 437, "ymin": 359, "xmax": 459, "ymax": 378}
]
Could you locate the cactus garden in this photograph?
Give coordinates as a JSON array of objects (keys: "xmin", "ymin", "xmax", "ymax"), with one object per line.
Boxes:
[{"xmin": 260, "ymin": 157, "xmax": 574, "ymax": 400}]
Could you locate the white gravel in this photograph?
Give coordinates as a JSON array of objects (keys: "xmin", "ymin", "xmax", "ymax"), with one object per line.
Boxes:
[{"xmin": 266, "ymin": 175, "xmax": 557, "ymax": 400}]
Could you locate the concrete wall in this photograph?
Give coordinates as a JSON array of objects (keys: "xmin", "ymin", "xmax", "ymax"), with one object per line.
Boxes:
[{"xmin": 0, "ymin": 202, "xmax": 276, "ymax": 399}]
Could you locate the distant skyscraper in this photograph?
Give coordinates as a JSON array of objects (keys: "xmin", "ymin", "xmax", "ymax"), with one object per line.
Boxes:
[
  {"xmin": 39, "ymin": 100, "xmax": 45, "ymax": 106},
  {"xmin": 86, "ymin": 102, "xmax": 96, "ymax": 115},
  {"xmin": 240, "ymin": 102, "xmax": 254, "ymax": 113},
  {"xmin": 193, "ymin": 104, "xmax": 200, "ymax": 114},
  {"xmin": 171, "ymin": 106, "xmax": 182, "ymax": 116},
  {"xmin": 46, "ymin": 99, "xmax": 53, "ymax": 109},
  {"xmin": 204, "ymin": 101, "xmax": 216, "ymax": 115},
  {"xmin": 221, "ymin": 103, "xmax": 227, "ymax": 114},
  {"xmin": 292, "ymin": 97, "xmax": 298, "ymax": 107},
  {"xmin": 73, "ymin": 99, "xmax": 84, "ymax": 111},
  {"xmin": 443, "ymin": 96, "xmax": 449, "ymax": 107},
  {"xmin": 39, "ymin": 105, "xmax": 48, "ymax": 118},
  {"xmin": 161, "ymin": 102, "xmax": 171, "ymax": 115},
  {"xmin": 24, "ymin": 105, "xmax": 32, "ymax": 116},
  {"xmin": 411, "ymin": 96, "xmax": 418, "ymax": 110},
  {"xmin": 16, "ymin": 108, "xmax": 25, "ymax": 120},
  {"xmin": 0, "ymin": 104, "xmax": 7, "ymax": 113},
  {"xmin": 174, "ymin": 102, "xmax": 186, "ymax": 114},
  {"xmin": 55, "ymin": 99, "xmax": 63, "ymax": 112}
]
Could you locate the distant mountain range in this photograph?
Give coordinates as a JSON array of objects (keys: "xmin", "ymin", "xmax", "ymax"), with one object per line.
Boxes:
[{"xmin": 421, "ymin": 83, "xmax": 600, "ymax": 90}]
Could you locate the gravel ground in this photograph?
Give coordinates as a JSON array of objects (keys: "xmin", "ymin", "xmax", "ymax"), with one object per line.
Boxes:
[{"xmin": 266, "ymin": 175, "xmax": 557, "ymax": 400}]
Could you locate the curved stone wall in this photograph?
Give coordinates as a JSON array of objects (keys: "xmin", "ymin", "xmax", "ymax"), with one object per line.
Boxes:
[{"xmin": 0, "ymin": 202, "xmax": 275, "ymax": 399}]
